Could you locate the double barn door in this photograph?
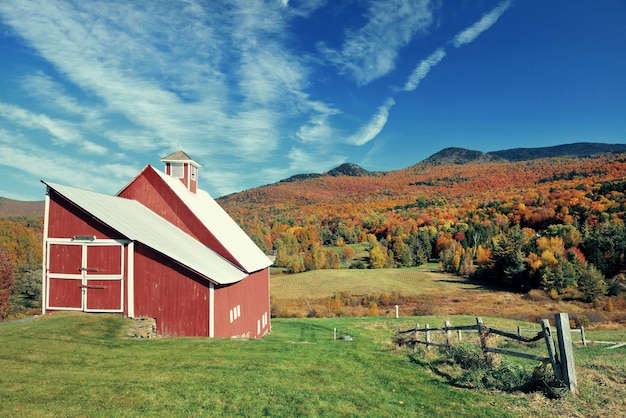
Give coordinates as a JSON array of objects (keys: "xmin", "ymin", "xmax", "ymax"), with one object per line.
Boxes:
[{"xmin": 46, "ymin": 241, "xmax": 125, "ymax": 312}]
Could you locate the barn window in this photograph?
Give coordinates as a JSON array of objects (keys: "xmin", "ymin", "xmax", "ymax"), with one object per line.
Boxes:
[
  {"xmin": 171, "ymin": 163, "xmax": 184, "ymax": 178},
  {"xmin": 191, "ymin": 165, "xmax": 197, "ymax": 181}
]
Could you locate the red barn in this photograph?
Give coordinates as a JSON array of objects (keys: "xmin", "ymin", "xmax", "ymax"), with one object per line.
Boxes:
[{"xmin": 41, "ymin": 151, "xmax": 272, "ymax": 338}]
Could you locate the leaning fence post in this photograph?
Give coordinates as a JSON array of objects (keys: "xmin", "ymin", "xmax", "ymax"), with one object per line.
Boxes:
[
  {"xmin": 555, "ymin": 313, "xmax": 579, "ymax": 395},
  {"xmin": 540, "ymin": 319, "xmax": 561, "ymax": 381}
]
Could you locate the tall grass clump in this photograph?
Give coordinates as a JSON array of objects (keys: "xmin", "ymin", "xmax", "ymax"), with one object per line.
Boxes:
[{"xmin": 412, "ymin": 345, "xmax": 568, "ymax": 399}]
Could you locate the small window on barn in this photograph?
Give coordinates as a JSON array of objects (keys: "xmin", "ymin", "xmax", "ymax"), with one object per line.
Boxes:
[
  {"xmin": 171, "ymin": 163, "xmax": 184, "ymax": 178},
  {"xmin": 191, "ymin": 165, "xmax": 197, "ymax": 181}
]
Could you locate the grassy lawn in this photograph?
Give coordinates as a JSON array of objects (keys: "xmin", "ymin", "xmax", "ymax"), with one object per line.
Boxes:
[
  {"xmin": 0, "ymin": 313, "xmax": 515, "ymax": 417},
  {"xmin": 1, "ymin": 312, "xmax": 624, "ymax": 417}
]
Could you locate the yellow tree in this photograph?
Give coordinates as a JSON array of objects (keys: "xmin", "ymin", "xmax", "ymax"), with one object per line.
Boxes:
[{"xmin": 369, "ymin": 245, "xmax": 387, "ymax": 269}]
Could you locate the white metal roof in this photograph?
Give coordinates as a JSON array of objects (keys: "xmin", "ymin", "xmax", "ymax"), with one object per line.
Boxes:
[
  {"xmin": 150, "ymin": 167, "xmax": 272, "ymax": 273},
  {"xmin": 43, "ymin": 180, "xmax": 247, "ymax": 285}
]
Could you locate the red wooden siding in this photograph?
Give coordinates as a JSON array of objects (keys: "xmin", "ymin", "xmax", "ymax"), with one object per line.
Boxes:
[
  {"xmin": 48, "ymin": 278, "xmax": 82, "ymax": 309},
  {"xmin": 132, "ymin": 244, "xmax": 210, "ymax": 337},
  {"xmin": 48, "ymin": 243, "xmax": 82, "ymax": 274},
  {"xmin": 85, "ymin": 279, "xmax": 123, "ymax": 310},
  {"xmin": 213, "ymin": 269, "xmax": 270, "ymax": 338},
  {"xmin": 47, "ymin": 190, "xmax": 122, "ymax": 239},
  {"xmin": 87, "ymin": 245, "xmax": 122, "ymax": 275}
]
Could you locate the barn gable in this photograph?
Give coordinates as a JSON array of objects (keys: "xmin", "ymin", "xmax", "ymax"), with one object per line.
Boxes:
[{"xmin": 117, "ymin": 157, "xmax": 271, "ymax": 273}]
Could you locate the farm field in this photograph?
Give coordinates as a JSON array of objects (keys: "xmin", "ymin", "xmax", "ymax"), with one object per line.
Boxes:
[
  {"xmin": 1, "ymin": 312, "xmax": 624, "ymax": 417},
  {"xmin": 270, "ymin": 266, "xmax": 626, "ymax": 326}
]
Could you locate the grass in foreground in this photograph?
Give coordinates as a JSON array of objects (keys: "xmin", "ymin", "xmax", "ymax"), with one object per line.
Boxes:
[{"xmin": 0, "ymin": 313, "xmax": 624, "ymax": 417}]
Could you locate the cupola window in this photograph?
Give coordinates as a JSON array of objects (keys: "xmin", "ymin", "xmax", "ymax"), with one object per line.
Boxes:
[{"xmin": 171, "ymin": 163, "xmax": 184, "ymax": 178}]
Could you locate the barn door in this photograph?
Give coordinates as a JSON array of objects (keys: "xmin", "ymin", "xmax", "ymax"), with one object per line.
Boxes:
[{"xmin": 46, "ymin": 241, "xmax": 125, "ymax": 312}]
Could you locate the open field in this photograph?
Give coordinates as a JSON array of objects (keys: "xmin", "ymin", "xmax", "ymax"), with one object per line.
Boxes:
[
  {"xmin": 0, "ymin": 313, "xmax": 625, "ymax": 417},
  {"xmin": 270, "ymin": 266, "xmax": 626, "ymax": 326}
]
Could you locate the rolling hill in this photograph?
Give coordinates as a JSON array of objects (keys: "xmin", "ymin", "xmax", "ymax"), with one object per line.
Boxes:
[{"xmin": 0, "ymin": 197, "xmax": 44, "ymax": 218}]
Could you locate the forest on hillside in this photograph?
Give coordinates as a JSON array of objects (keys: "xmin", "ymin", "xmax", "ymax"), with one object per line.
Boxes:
[
  {"xmin": 1, "ymin": 153, "xmax": 625, "ymax": 320},
  {"xmin": 219, "ymin": 154, "xmax": 626, "ymax": 303}
]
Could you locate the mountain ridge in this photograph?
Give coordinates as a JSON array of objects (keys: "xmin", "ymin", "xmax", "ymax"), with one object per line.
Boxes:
[
  {"xmin": 2, "ymin": 142, "xmax": 625, "ymax": 217},
  {"xmin": 275, "ymin": 142, "xmax": 626, "ymax": 183}
]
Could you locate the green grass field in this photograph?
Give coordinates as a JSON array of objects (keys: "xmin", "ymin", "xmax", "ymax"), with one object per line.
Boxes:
[
  {"xmin": 271, "ymin": 265, "xmax": 458, "ymax": 299},
  {"xmin": 1, "ymin": 313, "xmax": 624, "ymax": 417},
  {"xmin": 270, "ymin": 267, "xmax": 623, "ymax": 324}
]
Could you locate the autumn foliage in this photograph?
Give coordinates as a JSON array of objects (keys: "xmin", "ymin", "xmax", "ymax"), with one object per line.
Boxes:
[
  {"xmin": 219, "ymin": 154, "xmax": 626, "ymax": 301},
  {"xmin": 0, "ymin": 217, "xmax": 43, "ymax": 318}
]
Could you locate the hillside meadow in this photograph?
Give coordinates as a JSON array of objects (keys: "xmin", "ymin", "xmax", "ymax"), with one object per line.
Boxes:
[
  {"xmin": 0, "ymin": 312, "xmax": 625, "ymax": 417},
  {"xmin": 270, "ymin": 266, "xmax": 626, "ymax": 326}
]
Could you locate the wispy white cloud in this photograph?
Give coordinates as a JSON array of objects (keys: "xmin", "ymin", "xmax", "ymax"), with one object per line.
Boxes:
[
  {"xmin": 402, "ymin": 47, "xmax": 447, "ymax": 92},
  {"xmin": 286, "ymin": 147, "xmax": 345, "ymax": 173},
  {"xmin": 453, "ymin": 0, "xmax": 512, "ymax": 48},
  {"xmin": 0, "ymin": 102, "xmax": 110, "ymax": 155},
  {"xmin": 296, "ymin": 99, "xmax": 342, "ymax": 143},
  {"xmin": 0, "ymin": 0, "xmax": 519, "ymax": 200},
  {"xmin": 0, "ymin": 0, "xmax": 336, "ymax": 191},
  {"xmin": 0, "ymin": 139, "xmax": 136, "ymax": 195},
  {"xmin": 320, "ymin": 0, "xmax": 434, "ymax": 85},
  {"xmin": 346, "ymin": 98, "xmax": 395, "ymax": 145}
]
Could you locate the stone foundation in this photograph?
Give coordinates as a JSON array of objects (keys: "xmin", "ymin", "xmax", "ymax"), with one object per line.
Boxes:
[{"xmin": 127, "ymin": 317, "xmax": 157, "ymax": 339}]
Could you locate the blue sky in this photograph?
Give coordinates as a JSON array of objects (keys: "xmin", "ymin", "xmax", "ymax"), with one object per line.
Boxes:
[{"xmin": 0, "ymin": 0, "xmax": 625, "ymax": 201}]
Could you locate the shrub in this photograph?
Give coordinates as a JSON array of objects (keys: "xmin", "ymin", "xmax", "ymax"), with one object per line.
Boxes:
[
  {"xmin": 426, "ymin": 345, "xmax": 567, "ymax": 398},
  {"xmin": 574, "ymin": 315, "xmax": 590, "ymax": 328}
]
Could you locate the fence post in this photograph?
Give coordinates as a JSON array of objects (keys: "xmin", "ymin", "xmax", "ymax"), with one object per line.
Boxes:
[
  {"xmin": 517, "ymin": 325, "xmax": 522, "ymax": 345},
  {"xmin": 555, "ymin": 313, "xmax": 579, "ymax": 395},
  {"xmin": 414, "ymin": 324, "xmax": 419, "ymax": 352},
  {"xmin": 425, "ymin": 324, "xmax": 431, "ymax": 350},
  {"xmin": 540, "ymin": 319, "xmax": 561, "ymax": 381},
  {"xmin": 580, "ymin": 325, "xmax": 586, "ymax": 346},
  {"xmin": 476, "ymin": 317, "xmax": 487, "ymax": 352},
  {"xmin": 457, "ymin": 329, "xmax": 462, "ymax": 343}
]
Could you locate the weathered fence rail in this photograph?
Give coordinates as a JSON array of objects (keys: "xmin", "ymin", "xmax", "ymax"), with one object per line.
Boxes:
[
  {"xmin": 395, "ymin": 313, "xmax": 578, "ymax": 394},
  {"xmin": 570, "ymin": 327, "xmax": 626, "ymax": 349}
]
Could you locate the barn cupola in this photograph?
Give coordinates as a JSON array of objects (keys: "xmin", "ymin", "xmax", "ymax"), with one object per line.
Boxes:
[{"xmin": 161, "ymin": 150, "xmax": 201, "ymax": 194}]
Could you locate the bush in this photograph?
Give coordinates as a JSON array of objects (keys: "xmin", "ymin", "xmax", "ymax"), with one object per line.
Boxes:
[
  {"xmin": 574, "ymin": 315, "xmax": 590, "ymax": 328},
  {"xmin": 427, "ymin": 345, "xmax": 567, "ymax": 398}
]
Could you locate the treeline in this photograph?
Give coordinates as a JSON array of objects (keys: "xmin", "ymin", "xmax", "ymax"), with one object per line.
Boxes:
[
  {"xmin": 221, "ymin": 155, "xmax": 626, "ymax": 303},
  {"xmin": 0, "ymin": 217, "xmax": 42, "ymax": 319}
]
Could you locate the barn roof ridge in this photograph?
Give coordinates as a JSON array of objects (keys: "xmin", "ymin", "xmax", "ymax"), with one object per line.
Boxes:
[
  {"xmin": 147, "ymin": 166, "xmax": 272, "ymax": 273},
  {"xmin": 42, "ymin": 180, "xmax": 247, "ymax": 285}
]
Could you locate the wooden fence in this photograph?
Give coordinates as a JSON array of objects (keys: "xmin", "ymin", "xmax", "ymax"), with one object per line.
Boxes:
[
  {"xmin": 572, "ymin": 327, "xmax": 626, "ymax": 349},
  {"xmin": 394, "ymin": 312, "xmax": 578, "ymax": 395}
]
